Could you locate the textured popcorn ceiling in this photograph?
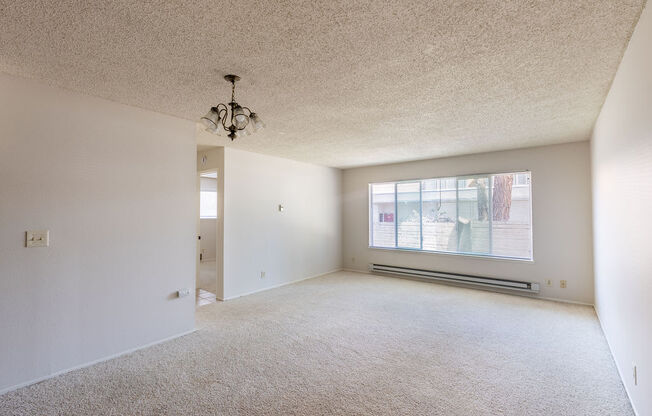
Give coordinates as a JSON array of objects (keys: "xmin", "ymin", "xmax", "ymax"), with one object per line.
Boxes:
[{"xmin": 0, "ymin": 1, "xmax": 645, "ymax": 168}]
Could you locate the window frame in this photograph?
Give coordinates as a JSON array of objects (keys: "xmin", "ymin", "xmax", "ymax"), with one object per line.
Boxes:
[{"xmin": 368, "ymin": 171, "xmax": 533, "ymax": 262}]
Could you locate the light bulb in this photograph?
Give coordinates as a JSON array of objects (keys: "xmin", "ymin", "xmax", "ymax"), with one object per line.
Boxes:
[
  {"xmin": 232, "ymin": 105, "xmax": 249, "ymax": 129},
  {"xmin": 245, "ymin": 123, "xmax": 254, "ymax": 135},
  {"xmin": 205, "ymin": 123, "xmax": 222, "ymax": 136},
  {"xmin": 200, "ymin": 107, "xmax": 220, "ymax": 129},
  {"xmin": 250, "ymin": 113, "xmax": 265, "ymax": 131},
  {"xmin": 245, "ymin": 117, "xmax": 257, "ymax": 134}
]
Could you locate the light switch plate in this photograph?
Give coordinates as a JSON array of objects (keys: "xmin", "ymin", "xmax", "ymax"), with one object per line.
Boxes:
[{"xmin": 26, "ymin": 230, "xmax": 49, "ymax": 248}]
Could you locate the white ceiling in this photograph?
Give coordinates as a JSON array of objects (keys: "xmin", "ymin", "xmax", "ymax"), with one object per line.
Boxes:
[{"xmin": 0, "ymin": 1, "xmax": 645, "ymax": 168}]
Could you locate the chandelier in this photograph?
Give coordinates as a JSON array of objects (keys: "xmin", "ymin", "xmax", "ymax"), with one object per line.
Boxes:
[{"xmin": 200, "ymin": 74, "xmax": 264, "ymax": 141}]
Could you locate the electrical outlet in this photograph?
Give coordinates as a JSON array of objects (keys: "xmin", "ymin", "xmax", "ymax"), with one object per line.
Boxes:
[
  {"xmin": 633, "ymin": 364, "xmax": 638, "ymax": 386},
  {"xmin": 545, "ymin": 279, "xmax": 552, "ymax": 286},
  {"xmin": 560, "ymin": 280, "xmax": 567, "ymax": 289},
  {"xmin": 177, "ymin": 288, "xmax": 191, "ymax": 298},
  {"xmin": 26, "ymin": 230, "xmax": 49, "ymax": 248},
  {"xmin": 260, "ymin": 271, "xmax": 266, "ymax": 279}
]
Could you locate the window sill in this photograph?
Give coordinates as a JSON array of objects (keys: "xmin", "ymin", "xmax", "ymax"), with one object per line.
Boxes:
[{"xmin": 367, "ymin": 246, "xmax": 534, "ymax": 263}]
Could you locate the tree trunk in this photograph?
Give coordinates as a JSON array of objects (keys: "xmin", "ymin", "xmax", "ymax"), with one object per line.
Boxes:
[{"xmin": 492, "ymin": 175, "xmax": 513, "ymax": 221}]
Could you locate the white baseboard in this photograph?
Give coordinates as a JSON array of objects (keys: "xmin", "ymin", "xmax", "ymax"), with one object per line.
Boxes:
[
  {"xmin": 341, "ymin": 267, "xmax": 368, "ymax": 274},
  {"xmin": 594, "ymin": 307, "xmax": 639, "ymax": 416},
  {"xmin": 222, "ymin": 268, "xmax": 343, "ymax": 300},
  {"xmin": 0, "ymin": 328, "xmax": 197, "ymax": 396},
  {"xmin": 536, "ymin": 296, "xmax": 593, "ymax": 306}
]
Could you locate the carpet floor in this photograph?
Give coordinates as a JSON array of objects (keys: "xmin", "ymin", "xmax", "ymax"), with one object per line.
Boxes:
[{"xmin": 0, "ymin": 271, "xmax": 633, "ymax": 415}]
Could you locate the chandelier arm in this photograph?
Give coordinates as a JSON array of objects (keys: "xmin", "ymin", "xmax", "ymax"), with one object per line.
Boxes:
[
  {"xmin": 216, "ymin": 103, "xmax": 230, "ymax": 131},
  {"xmin": 241, "ymin": 106, "xmax": 252, "ymax": 115}
]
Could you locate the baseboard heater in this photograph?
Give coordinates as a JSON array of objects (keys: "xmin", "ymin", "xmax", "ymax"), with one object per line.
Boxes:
[{"xmin": 369, "ymin": 263, "xmax": 539, "ymax": 293}]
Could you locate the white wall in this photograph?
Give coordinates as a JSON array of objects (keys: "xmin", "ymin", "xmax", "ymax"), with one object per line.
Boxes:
[
  {"xmin": 342, "ymin": 142, "xmax": 594, "ymax": 304},
  {"xmin": 592, "ymin": 4, "xmax": 651, "ymax": 415},
  {"xmin": 217, "ymin": 148, "xmax": 342, "ymax": 299},
  {"xmin": 0, "ymin": 74, "xmax": 197, "ymax": 393}
]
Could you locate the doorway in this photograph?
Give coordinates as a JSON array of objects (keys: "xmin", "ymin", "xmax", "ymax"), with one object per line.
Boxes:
[{"xmin": 197, "ymin": 170, "xmax": 218, "ymax": 306}]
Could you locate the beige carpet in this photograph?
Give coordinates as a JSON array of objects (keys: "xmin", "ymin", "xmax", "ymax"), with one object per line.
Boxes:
[{"xmin": 0, "ymin": 272, "xmax": 633, "ymax": 415}]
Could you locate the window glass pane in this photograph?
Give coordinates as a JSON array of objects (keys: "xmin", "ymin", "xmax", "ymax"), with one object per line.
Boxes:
[
  {"xmin": 397, "ymin": 182, "xmax": 421, "ymax": 248},
  {"xmin": 369, "ymin": 171, "xmax": 532, "ymax": 260},
  {"xmin": 457, "ymin": 176, "xmax": 490, "ymax": 254},
  {"xmin": 491, "ymin": 172, "xmax": 532, "ymax": 258},
  {"xmin": 200, "ymin": 191, "xmax": 217, "ymax": 218},
  {"xmin": 422, "ymin": 179, "xmax": 457, "ymax": 252},
  {"xmin": 370, "ymin": 183, "xmax": 395, "ymax": 247}
]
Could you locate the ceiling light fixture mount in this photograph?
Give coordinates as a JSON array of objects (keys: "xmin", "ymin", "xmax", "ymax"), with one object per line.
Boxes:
[{"xmin": 200, "ymin": 74, "xmax": 264, "ymax": 141}]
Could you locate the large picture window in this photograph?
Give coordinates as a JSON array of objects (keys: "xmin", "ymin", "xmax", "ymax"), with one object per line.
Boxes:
[{"xmin": 369, "ymin": 172, "xmax": 532, "ymax": 260}]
